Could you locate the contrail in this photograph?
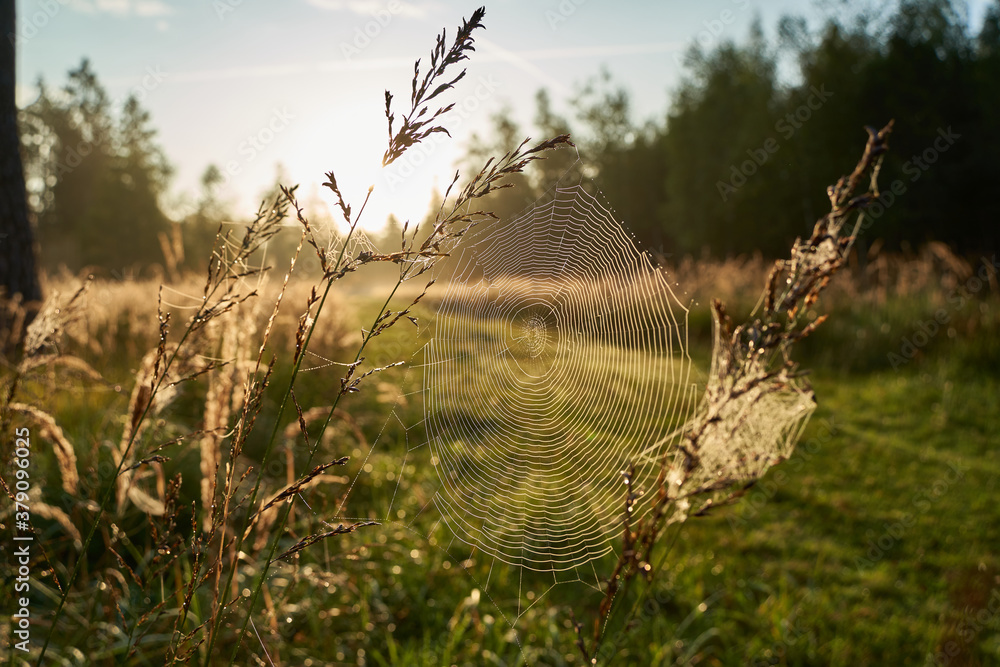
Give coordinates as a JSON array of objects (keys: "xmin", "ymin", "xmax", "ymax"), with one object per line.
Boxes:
[{"xmin": 156, "ymin": 41, "xmax": 686, "ymax": 86}]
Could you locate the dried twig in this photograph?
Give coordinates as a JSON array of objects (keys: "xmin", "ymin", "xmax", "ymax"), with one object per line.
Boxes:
[
  {"xmin": 270, "ymin": 520, "xmax": 379, "ymax": 564},
  {"xmin": 584, "ymin": 121, "xmax": 894, "ymax": 661}
]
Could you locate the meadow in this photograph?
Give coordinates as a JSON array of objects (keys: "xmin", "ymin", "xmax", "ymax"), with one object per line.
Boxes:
[
  {"xmin": 3, "ymin": 243, "xmax": 998, "ymax": 666},
  {"xmin": 3, "ymin": 10, "xmax": 998, "ymax": 664}
]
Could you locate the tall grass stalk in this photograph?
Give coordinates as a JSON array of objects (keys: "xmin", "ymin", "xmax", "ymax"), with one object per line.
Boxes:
[
  {"xmin": 203, "ymin": 198, "xmax": 357, "ymax": 663},
  {"xmin": 577, "ymin": 122, "xmax": 895, "ymax": 665},
  {"xmin": 5, "ymin": 10, "xmax": 912, "ymax": 667},
  {"xmin": 0, "ymin": 7, "xmax": 570, "ymax": 663},
  {"xmin": 147, "ymin": 8, "xmax": 573, "ymax": 663},
  {"xmin": 35, "ymin": 200, "xmax": 287, "ymax": 663}
]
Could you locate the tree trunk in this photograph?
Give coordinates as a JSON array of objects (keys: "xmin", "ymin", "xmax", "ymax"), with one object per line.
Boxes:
[{"xmin": 0, "ymin": 0, "xmax": 42, "ymax": 313}]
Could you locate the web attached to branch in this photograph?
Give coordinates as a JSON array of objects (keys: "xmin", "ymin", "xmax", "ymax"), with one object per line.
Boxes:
[
  {"xmin": 421, "ymin": 183, "xmax": 699, "ymax": 573},
  {"xmin": 316, "ymin": 164, "xmax": 817, "ymax": 640}
]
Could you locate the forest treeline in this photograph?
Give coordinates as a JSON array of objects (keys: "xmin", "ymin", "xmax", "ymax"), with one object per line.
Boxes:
[
  {"xmin": 20, "ymin": 0, "xmax": 1000, "ymax": 275},
  {"xmin": 476, "ymin": 0, "xmax": 1000, "ymax": 259}
]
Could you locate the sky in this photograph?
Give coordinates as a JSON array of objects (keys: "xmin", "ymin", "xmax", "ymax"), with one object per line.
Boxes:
[{"xmin": 13, "ymin": 0, "xmax": 995, "ymax": 234}]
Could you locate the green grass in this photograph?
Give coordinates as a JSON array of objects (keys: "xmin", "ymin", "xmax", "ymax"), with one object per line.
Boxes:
[
  {"xmin": 5, "ymin": 283, "xmax": 999, "ymax": 666},
  {"xmin": 314, "ymin": 293, "xmax": 1000, "ymax": 666}
]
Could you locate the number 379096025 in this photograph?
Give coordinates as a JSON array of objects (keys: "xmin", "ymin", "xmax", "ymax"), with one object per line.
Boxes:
[{"xmin": 13, "ymin": 427, "xmax": 32, "ymax": 513}]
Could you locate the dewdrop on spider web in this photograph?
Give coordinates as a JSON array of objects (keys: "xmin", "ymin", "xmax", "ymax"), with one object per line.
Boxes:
[
  {"xmin": 421, "ymin": 180, "xmax": 698, "ymax": 573},
  {"xmin": 416, "ymin": 175, "xmax": 816, "ymax": 582}
]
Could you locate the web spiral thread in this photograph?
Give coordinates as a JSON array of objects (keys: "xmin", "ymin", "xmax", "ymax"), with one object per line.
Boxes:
[{"xmin": 423, "ymin": 184, "xmax": 697, "ymax": 572}]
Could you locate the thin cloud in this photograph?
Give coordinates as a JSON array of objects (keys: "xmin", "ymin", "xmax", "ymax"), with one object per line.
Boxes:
[
  {"xmin": 305, "ymin": 0, "xmax": 428, "ymax": 19},
  {"xmin": 164, "ymin": 41, "xmax": 685, "ymax": 85},
  {"xmin": 134, "ymin": 1, "xmax": 172, "ymax": 17},
  {"xmin": 515, "ymin": 42, "xmax": 688, "ymax": 61},
  {"xmin": 476, "ymin": 36, "xmax": 570, "ymax": 96},
  {"xmin": 68, "ymin": 0, "xmax": 173, "ymax": 17}
]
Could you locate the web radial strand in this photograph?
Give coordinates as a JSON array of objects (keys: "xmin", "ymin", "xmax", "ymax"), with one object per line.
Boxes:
[{"xmin": 424, "ymin": 185, "xmax": 695, "ymax": 572}]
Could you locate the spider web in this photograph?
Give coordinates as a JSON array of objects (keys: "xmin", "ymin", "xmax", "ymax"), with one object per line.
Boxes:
[
  {"xmin": 420, "ymin": 181, "xmax": 698, "ymax": 573},
  {"xmin": 318, "ymin": 164, "xmax": 815, "ymax": 637}
]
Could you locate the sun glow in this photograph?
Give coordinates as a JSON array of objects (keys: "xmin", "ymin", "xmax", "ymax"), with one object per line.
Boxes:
[{"xmin": 233, "ymin": 104, "xmax": 462, "ymax": 241}]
